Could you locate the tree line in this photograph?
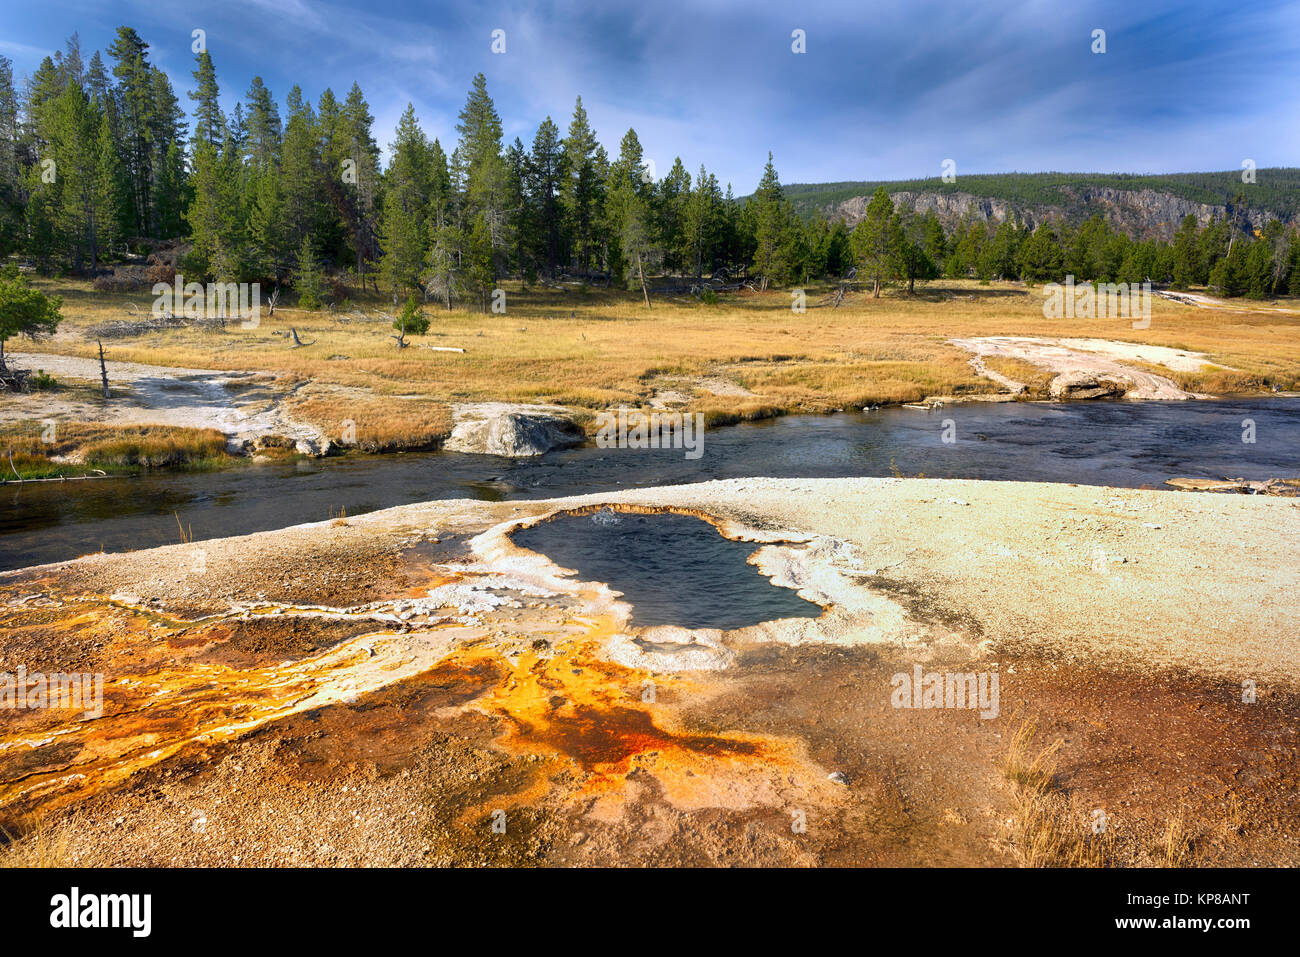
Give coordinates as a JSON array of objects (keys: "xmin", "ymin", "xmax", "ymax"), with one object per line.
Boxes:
[{"xmin": 0, "ymin": 28, "xmax": 1297, "ymax": 308}]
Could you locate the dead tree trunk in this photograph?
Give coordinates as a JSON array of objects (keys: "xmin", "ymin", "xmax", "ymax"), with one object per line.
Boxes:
[
  {"xmin": 637, "ymin": 252, "xmax": 651, "ymax": 310},
  {"xmin": 97, "ymin": 339, "xmax": 110, "ymax": 399}
]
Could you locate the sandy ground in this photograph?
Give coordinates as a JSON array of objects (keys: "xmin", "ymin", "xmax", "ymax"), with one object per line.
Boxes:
[
  {"xmin": 950, "ymin": 336, "xmax": 1220, "ymax": 398},
  {"xmin": 649, "ymin": 373, "xmax": 756, "ymax": 409},
  {"xmin": 1, "ymin": 477, "xmax": 1297, "ymax": 867},
  {"xmin": 2, "ymin": 352, "xmax": 328, "ymax": 451},
  {"xmin": 1156, "ymin": 290, "xmax": 1300, "ymax": 314}
]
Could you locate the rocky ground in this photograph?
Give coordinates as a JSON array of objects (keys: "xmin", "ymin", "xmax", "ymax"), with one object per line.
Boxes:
[
  {"xmin": 1, "ymin": 478, "xmax": 1296, "ymax": 867},
  {"xmin": 3, "ymin": 352, "xmax": 330, "ymax": 454},
  {"xmin": 949, "ymin": 336, "xmax": 1225, "ymax": 399}
]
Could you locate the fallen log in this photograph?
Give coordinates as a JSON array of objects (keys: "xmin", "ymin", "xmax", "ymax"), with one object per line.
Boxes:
[{"xmin": 1167, "ymin": 477, "xmax": 1300, "ymax": 495}]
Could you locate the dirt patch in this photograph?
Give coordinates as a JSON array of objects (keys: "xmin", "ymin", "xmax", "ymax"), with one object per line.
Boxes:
[
  {"xmin": 950, "ymin": 337, "xmax": 1214, "ymax": 399},
  {"xmin": 193, "ymin": 616, "xmax": 379, "ymax": 668},
  {"xmin": 4, "ymin": 352, "xmax": 327, "ymax": 453}
]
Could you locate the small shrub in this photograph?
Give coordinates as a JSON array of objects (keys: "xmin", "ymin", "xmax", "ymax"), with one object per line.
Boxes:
[{"xmin": 394, "ymin": 295, "xmax": 430, "ymax": 336}]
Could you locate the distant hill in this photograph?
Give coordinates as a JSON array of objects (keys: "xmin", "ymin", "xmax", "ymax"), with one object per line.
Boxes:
[{"xmin": 781, "ymin": 170, "xmax": 1300, "ymax": 240}]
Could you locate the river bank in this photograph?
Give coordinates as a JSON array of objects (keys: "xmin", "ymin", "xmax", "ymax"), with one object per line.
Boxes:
[{"xmin": 3, "ymin": 396, "xmax": 1298, "ymax": 570}]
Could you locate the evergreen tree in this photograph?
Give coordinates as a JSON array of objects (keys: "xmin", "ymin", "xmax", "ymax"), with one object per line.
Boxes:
[
  {"xmin": 247, "ymin": 165, "xmax": 291, "ymax": 281},
  {"xmin": 655, "ymin": 157, "xmax": 690, "ymax": 273},
  {"xmin": 749, "ymin": 153, "xmax": 790, "ymax": 290},
  {"xmin": 605, "ymin": 129, "xmax": 654, "ymax": 304},
  {"xmin": 683, "ymin": 165, "xmax": 723, "ymax": 279},
  {"xmin": 851, "ymin": 187, "xmax": 901, "ymax": 297},
  {"xmin": 188, "ymin": 49, "xmax": 224, "ymax": 148},
  {"xmin": 293, "ymin": 233, "xmax": 324, "ymax": 308},
  {"xmin": 1017, "ymin": 224, "xmax": 1065, "ymax": 282},
  {"xmin": 898, "ymin": 211, "xmax": 939, "ymax": 292},
  {"xmin": 0, "ymin": 56, "xmax": 25, "ymax": 256},
  {"xmin": 526, "ymin": 117, "xmax": 566, "ymax": 276},
  {"xmin": 243, "ymin": 76, "xmax": 281, "ymax": 171},
  {"xmin": 1170, "ymin": 213, "xmax": 1200, "ymax": 288},
  {"xmin": 455, "ymin": 73, "xmax": 508, "ymax": 274},
  {"xmin": 106, "ymin": 28, "xmax": 155, "ymax": 235},
  {"xmin": 561, "ymin": 96, "xmax": 601, "ymax": 274},
  {"xmin": 605, "ymin": 127, "xmax": 649, "ymax": 284},
  {"xmin": 379, "ymin": 104, "xmax": 430, "ymax": 300},
  {"xmin": 340, "ymin": 82, "xmax": 380, "ymax": 281}
]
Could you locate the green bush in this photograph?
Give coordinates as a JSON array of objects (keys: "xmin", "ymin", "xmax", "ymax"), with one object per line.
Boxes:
[{"xmin": 393, "ymin": 295, "xmax": 430, "ymax": 336}]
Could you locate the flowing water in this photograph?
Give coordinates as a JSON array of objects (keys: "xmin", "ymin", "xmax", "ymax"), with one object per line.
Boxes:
[{"xmin": 2, "ymin": 397, "xmax": 1297, "ymax": 571}]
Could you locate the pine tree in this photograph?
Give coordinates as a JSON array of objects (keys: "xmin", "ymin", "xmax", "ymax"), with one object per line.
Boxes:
[
  {"xmin": 247, "ymin": 165, "xmax": 291, "ymax": 282},
  {"xmin": 188, "ymin": 50, "xmax": 224, "ymax": 149},
  {"xmin": 455, "ymin": 74, "xmax": 507, "ymax": 275},
  {"xmin": 243, "ymin": 77, "xmax": 281, "ymax": 171},
  {"xmin": 0, "ymin": 265, "xmax": 62, "ymax": 366},
  {"xmin": 340, "ymin": 82, "xmax": 379, "ymax": 281},
  {"xmin": 655, "ymin": 157, "xmax": 690, "ymax": 273},
  {"xmin": 148, "ymin": 66, "xmax": 186, "ymax": 238},
  {"xmin": 897, "ymin": 211, "xmax": 940, "ymax": 292},
  {"xmin": 852, "ymin": 187, "xmax": 902, "ymax": 297},
  {"xmin": 379, "ymin": 104, "xmax": 430, "ymax": 300},
  {"xmin": 186, "ymin": 139, "xmax": 241, "ymax": 281},
  {"xmin": 106, "ymin": 28, "xmax": 155, "ymax": 235},
  {"xmin": 684, "ymin": 165, "xmax": 723, "ymax": 279},
  {"xmin": 427, "ymin": 218, "xmax": 464, "ymax": 310},
  {"xmin": 750, "ymin": 153, "xmax": 790, "ymax": 291},
  {"xmin": 0, "ymin": 56, "xmax": 22, "ymax": 255},
  {"xmin": 605, "ymin": 127, "xmax": 648, "ymax": 284},
  {"xmin": 561, "ymin": 96, "xmax": 601, "ymax": 274},
  {"xmin": 526, "ymin": 117, "xmax": 566, "ymax": 276},
  {"xmin": 504, "ymin": 137, "xmax": 530, "ymax": 280},
  {"xmin": 1017, "ymin": 224, "xmax": 1065, "ymax": 282},
  {"xmin": 293, "ymin": 233, "xmax": 324, "ymax": 309},
  {"xmin": 1170, "ymin": 214, "xmax": 1196, "ymax": 289}
]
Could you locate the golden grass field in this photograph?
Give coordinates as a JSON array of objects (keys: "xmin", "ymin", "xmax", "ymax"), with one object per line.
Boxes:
[
  {"xmin": 0, "ymin": 421, "xmax": 233, "ymax": 478},
  {"xmin": 9, "ymin": 277, "xmax": 1300, "ymax": 463}
]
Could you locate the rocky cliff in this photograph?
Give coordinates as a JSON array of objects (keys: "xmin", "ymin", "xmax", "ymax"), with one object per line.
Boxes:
[{"xmin": 829, "ymin": 186, "xmax": 1293, "ymax": 240}]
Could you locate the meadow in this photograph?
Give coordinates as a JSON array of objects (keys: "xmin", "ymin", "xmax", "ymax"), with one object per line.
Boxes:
[{"xmin": 10, "ymin": 276, "xmax": 1300, "ymax": 461}]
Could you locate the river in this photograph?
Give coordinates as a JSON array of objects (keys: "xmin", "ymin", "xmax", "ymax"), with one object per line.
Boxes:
[{"xmin": 2, "ymin": 397, "xmax": 1297, "ymax": 571}]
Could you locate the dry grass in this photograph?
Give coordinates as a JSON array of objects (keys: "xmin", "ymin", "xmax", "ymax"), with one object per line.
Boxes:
[
  {"xmin": 289, "ymin": 393, "xmax": 452, "ymax": 452},
  {"xmin": 981, "ymin": 355, "xmax": 1057, "ymax": 395},
  {"xmin": 999, "ymin": 720, "xmax": 1225, "ymax": 867},
  {"xmin": 0, "ymin": 420, "xmax": 232, "ymax": 478},
  {"xmin": 1001, "ymin": 720, "xmax": 1111, "ymax": 867},
  {"xmin": 0, "ymin": 818, "xmax": 72, "ymax": 868},
  {"xmin": 1125, "ymin": 359, "xmax": 1266, "ymax": 394},
  {"xmin": 1159, "ymin": 807, "xmax": 1193, "ymax": 867},
  {"xmin": 29, "ymin": 278, "xmax": 1300, "ymax": 426}
]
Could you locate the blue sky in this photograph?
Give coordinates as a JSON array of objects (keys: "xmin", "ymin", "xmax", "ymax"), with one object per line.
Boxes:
[{"xmin": 2, "ymin": 0, "xmax": 1296, "ymax": 192}]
